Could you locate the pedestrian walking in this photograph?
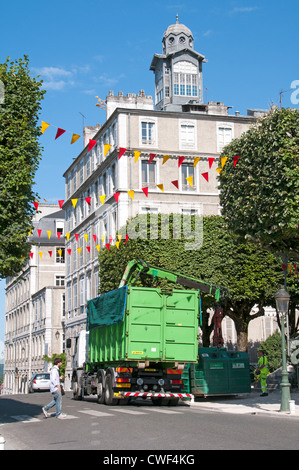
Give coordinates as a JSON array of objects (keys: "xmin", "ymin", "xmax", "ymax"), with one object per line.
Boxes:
[
  {"xmin": 42, "ymin": 357, "xmax": 67, "ymax": 419},
  {"xmin": 256, "ymin": 350, "xmax": 269, "ymax": 397}
]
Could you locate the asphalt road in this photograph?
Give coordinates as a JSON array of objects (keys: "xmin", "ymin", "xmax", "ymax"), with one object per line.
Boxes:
[{"xmin": 1, "ymin": 391, "xmax": 298, "ymax": 452}]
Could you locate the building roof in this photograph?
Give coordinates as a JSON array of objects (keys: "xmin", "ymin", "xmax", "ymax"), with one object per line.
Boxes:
[{"xmin": 163, "ymin": 21, "xmax": 193, "ymax": 39}]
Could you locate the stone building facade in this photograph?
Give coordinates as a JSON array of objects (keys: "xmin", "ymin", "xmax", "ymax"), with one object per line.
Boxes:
[{"xmin": 3, "ymin": 204, "xmax": 65, "ymax": 394}]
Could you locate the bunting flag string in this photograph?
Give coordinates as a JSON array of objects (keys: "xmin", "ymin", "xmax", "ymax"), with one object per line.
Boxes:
[{"xmin": 40, "ymin": 121, "xmax": 241, "ymax": 175}]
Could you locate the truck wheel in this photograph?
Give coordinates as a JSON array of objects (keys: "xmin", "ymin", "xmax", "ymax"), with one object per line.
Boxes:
[
  {"xmin": 73, "ymin": 380, "xmax": 82, "ymax": 400},
  {"xmin": 96, "ymin": 370, "xmax": 105, "ymax": 404},
  {"xmin": 104, "ymin": 373, "xmax": 118, "ymax": 406}
]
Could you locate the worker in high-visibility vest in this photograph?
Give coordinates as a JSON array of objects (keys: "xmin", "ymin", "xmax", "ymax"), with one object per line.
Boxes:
[{"xmin": 256, "ymin": 350, "xmax": 269, "ymax": 396}]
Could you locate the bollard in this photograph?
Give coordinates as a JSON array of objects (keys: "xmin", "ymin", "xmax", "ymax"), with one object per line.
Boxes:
[
  {"xmin": 0, "ymin": 435, "xmax": 6, "ymax": 450},
  {"xmin": 289, "ymin": 400, "xmax": 296, "ymax": 415}
]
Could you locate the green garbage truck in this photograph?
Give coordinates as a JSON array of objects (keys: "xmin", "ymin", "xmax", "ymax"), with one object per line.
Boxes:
[{"xmin": 70, "ymin": 259, "xmax": 227, "ymax": 405}]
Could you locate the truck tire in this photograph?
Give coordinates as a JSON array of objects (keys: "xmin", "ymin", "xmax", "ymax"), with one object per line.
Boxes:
[
  {"xmin": 96, "ymin": 370, "xmax": 105, "ymax": 404},
  {"xmin": 104, "ymin": 373, "xmax": 118, "ymax": 406},
  {"xmin": 73, "ymin": 378, "xmax": 82, "ymax": 400}
]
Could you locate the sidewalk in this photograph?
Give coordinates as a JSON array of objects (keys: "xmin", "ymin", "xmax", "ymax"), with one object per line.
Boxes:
[{"xmin": 189, "ymin": 389, "xmax": 299, "ymax": 417}]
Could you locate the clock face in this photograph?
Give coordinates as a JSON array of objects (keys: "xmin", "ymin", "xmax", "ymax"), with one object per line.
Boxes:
[
  {"xmin": 168, "ymin": 36, "xmax": 174, "ymax": 44},
  {"xmin": 179, "ymin": 36, "xmax": 186, "ymax": 43}
]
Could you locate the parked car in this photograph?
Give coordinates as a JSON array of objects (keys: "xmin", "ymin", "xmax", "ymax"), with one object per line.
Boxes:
[{"xmin": 29, "ymin": 372, "xmax": 50, "ymax": 392}]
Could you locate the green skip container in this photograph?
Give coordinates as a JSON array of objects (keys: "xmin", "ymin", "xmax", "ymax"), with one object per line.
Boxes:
[
  {"xmin": 184, "ymin": 347, "xmax": 251, "ymax": 396},
  {"xmin": 87, "ymin": 285, "xmax": 199, "ymax": 367}
]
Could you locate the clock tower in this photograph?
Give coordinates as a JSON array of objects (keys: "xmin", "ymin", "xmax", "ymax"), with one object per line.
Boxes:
[{"xmin": 150, "ymin": 16, "xmax": 207, "ymax": 112}]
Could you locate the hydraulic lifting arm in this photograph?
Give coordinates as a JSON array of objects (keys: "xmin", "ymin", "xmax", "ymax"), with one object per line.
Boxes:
[{"xmin": 118, "ymin": 259, "xmax": 228, "ymax": 302}]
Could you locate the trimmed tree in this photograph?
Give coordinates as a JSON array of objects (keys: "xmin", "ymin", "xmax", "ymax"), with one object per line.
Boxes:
[
  {"xmin": 98, "ymin": 214, "xmax": 288, "ymax": 351},
  {"xmin": 0, "ymin": 56, "xmax": 45, "ymax": 278},
  {"xmin": 219, "ymin": 107, "xmax": 299, "ymax": 260}
]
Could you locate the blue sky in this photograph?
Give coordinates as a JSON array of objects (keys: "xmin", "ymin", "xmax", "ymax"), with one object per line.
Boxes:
[{"xmin": 0, "ymin": 0, "xmax": 298, "ymax": 347}]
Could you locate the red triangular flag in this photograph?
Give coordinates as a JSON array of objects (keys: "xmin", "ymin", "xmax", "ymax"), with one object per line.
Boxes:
[
  {"xmin": 208, "ymin": 157, "xmax": 215, "ymax": 169},
  {"xmin": 55, "ymin": 128, "xmax": 66, "ymax": 140},
  {"xmin": 113, "ymin": 192, "xmax": 120, "ymax": 203},
  {"xmin": 171, "ymin": 180, "xmax": 179, "ymax": 189},
  {"xmin": 86, "ymin": 246, "xmax": 91, "ymax": 253},
  {"xmin": 57, "ymin": 232, "xmax": 61, "ymax": 240},
  {"xmin": 282, "ymin": 264, "xmax": 286, "ymax": 271},
  {"xmin": 33, "ymin": 202, "xmax": 39, "ymax": 211},
  {"xmin": 124, "ymin": 234, "xmax": 129, "ymax": 245},
  {"xmin": 149, "ymin": 153, "xmax": 156, "ymax": 164},
  {"xmin": 178, "ymin": 156, "xmax": 185, "ymax": 167},
  {"xmin": 234, "ymin": 155, "xmax": 241, "ymax": 167},
  {"xmin": 105, "ymin": 243, "xmax": 110, "ymax": 251},
  {"xmin": 119, "ymin": 147, "xmax": 127, "ymax": 159},
  {"xmin": 202, "ymin": 172, "xmax": 209, "ymax": 182},
  {"xmin": 93, "ymin": 235, "xmax": 97, "ymax": 243},
  {"xmin": 58, "ymin": 200, "xmax": 64, "ymax": 209},
  {"xmin": 85, "ymin": 197, "xmax": 91, "ymax": 205},
  {"xmin": 37, "ymin": 229, "xmax": 42, "ymax": 238},
  {"xmin": 67, "ymin": 248, "xmax": 72, "ymax": 255},
  {"xmin": 88, "ymin": 139, "xmax": 97, "ymax": 152},
  {"xmin": 75, "ymin": 233, "xmax": 79, "ymax": 241},
  {"xmin": 48, "ymin": 251, "xmax": 52, "ymax": 258},
  {"xmin": 29, "ymin": 252, "xmax": 33, "ymax": 259},
  {"xmin": 142, "ymin": 187, "xmax": 149, "ymax": 197},
  {"xmin": 109, "ymin": 235, "xmax": 113, "ymax": 243}
]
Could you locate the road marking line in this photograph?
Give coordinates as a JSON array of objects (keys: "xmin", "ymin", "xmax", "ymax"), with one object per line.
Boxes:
[
  {"xmin": 11, "ymin": 415, "xmax": 41, "ymax": 423},
  {"xmin": 78, "ymin": 410, "xmax": 114, "ymax": 417},
  {"xmin": 108, "ymin": 408, "xmax": 148, "ymax": 415},
  {"xmin": 148, "ymin": 408, "xmax": 183, "ymax": 414}
]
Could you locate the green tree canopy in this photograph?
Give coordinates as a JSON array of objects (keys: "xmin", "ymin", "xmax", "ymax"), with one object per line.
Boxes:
[
  {"xmin": 219, "ymin": 107, "xmax": 299, "ymax": 260},
  {"xmin": 0, "ymin": 56, "xmax": 45, "ymax": 278},
  {"xmin": 98, "ymin": 214, "xmax": 294, "ymax": 350}
]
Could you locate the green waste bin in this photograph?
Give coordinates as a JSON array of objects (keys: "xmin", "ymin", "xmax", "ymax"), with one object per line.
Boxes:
[{"xmin": 187, "ymin": 347, "xmax": 251, "ymax": 396}]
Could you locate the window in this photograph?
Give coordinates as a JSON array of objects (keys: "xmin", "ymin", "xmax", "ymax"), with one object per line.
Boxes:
[
  {"xmin": 173, "ymin": 61, "xmax": 198, "ymax": 97},
  {"xmin": 180, "ymin": 122, "xmax": 196, "ymax": 149},
  {"xmin": 141, "ymin": 160, "xmax": 156, "ymax": 189},
  {"xmin": 142, "ymin": 122, "xmax": 154, "ymax": 144},
  {"xmin": 80, "ymin": 158, "xmax": 84, "ymax": 185},
  {"xmin": 111, "ymin": 163, "xmax": 116, "ymax": 192},
  {"xmin": 55, "ymin": 275, "xmax": 65, "ymax": 287},
  {"xmin": 56, "ymin": 248, "xmax": 65, "ymax": 263},
  {"xmin": 217, "ymin": 125, "xmax": 233, "ymax": 152},
  {"xmin": 181, "ymin": 163, "xmax": 195, "ymax": 191}
]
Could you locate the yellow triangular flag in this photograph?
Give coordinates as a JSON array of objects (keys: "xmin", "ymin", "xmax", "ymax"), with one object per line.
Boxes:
[
  {"xmin": 162, "ymin": 154, "xmax": 171, "ymax": 165},
  {"xmin": 99, "ymin": 195, "xmax": 106, "ymax": 205},
  {"xmin": 104, "ymin": 144, "xmax": 111, "ymax": 157},
  {"xmin": 186, "ymin": 176, "xmax": 193, "ymax": 187},
  {"xmin": 157, "ymin": 184, "xmax": 164, "ymax": 192},
  {"xmin": 65, "ymin": 233, "xmax": 70, "ymax": 241},
  {"xmin": 96, "ymin": 244, "xmax": 101, "ymax": 252},
  {"xmin": 47, "ymin": 230, "xmax": 52, "ymax": 240},
  {"xmin": 84, "ymin": 234, "xmax": 88, "ymax": 243},
  {"xmin": 28, "ymin": 229, "xmax": 32, "ymax": 237},
  {"xmin": 216, "ymin": 168, "xmax": 222, "ymax": 175},
  {"xmin": 115, "ymin": 241, "xmax": 120, "ymax": 249},
  {"xmin": 101, "ymin": 235, "xmax": 105, "ymax": 243},
  {"xmin": 221, "ymin": 157, "xmax": 228, "ymax": 168},
  {"xmin": 193, "ymin": 157, "xmax": 200, "ymax": 167},
  {"xmin": 71, "ymin": 133, "xmax": 80, "ymax": 144},
  {"xmin": 41, "ymin": 121, "xmax": 50, "ymax": 134},
  {"xmin": 77, "ymin": 247, "xmax": 82, "ymax": 255},
  {"xmin": 134, "ymin": 151, "xmax": 141, "ymax": 163},
  {"xmin": 128, "ymin": 190, "xmax": 134, "ymax": 200},
  {"xmin": 117, "ymin": 234, "xmax": 122, "ymax": 241},
  {"xmin": 38, "ymin": 252, "xmax": 43, "ymax": 258},
  {"xmin": 57, "ymin": 249, "xmax": 62, "ymax": 257},
  {"xmin": 72, "ymin": 199, "xmax": 78, "ymax": 208}
]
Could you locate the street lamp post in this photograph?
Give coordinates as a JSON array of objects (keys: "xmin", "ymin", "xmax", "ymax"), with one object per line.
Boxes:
[{"xmin": 275, "ymin": 286, "xmax": 291, "ymax": 412}]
